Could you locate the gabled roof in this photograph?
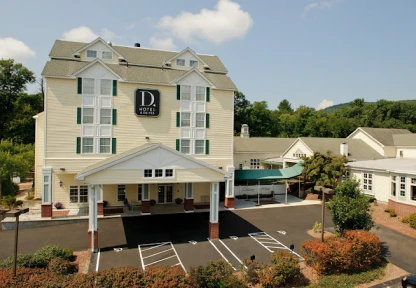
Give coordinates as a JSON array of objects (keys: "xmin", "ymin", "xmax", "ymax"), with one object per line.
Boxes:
[
  {"xmin": 234, "ymin": 137, "xmax": 296, "ymax": 154},
  {"xmin": 171, "ymin": 68, "xmax": 216, "ymax": 88},
  {"xmin": 393, "ymin": 134, "xmax": 416, "ymax": 147},
  {"xmin": 48, "ymin": 40, "xmax": 228, "ymax": 73},
  {"xmin": 165, "ymin": 47, "xmax": 209, "ymax": 68},
  {"xmin": 75, "ymin": 143, "xmax": 226, "ymax": 180},
  {"xmin": 347, "ymin": 127, "xmax": 411, "ymax": 146},
  {"xmin": 71, "ymin": 58, "xmax": 123, "ymax": 79},
  {"xmin": 72, "ymin": 37, "xmax": 121, "ymax": 58}
]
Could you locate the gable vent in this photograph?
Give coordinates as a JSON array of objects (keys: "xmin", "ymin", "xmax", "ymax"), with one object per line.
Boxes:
[{"xmin": 134, "ymin": 43, "xmax": 140, "ymax": 47}]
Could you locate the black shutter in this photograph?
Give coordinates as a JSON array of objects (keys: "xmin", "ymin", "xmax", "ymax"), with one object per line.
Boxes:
[
  {"xmin": 77, "ymin": 107, "xmax": 81, "ymax": 124},
  {"xmin": 77, "ymin": 78, "xmax": 82, "ymax": 94},
  {"xmin": 206, "ymin": 113, "xmax": 210, "ymax": 128},
  {"xmin": 176, "ymin": 85, "xmax": 181, "ymax": 100},
  {"xmin": 205, "ymin": 140, "xmax": 210, "ymax": 155},
  {"xmin": 176, "ymin": 139, "xmax": 180, "ymax": 151},
  {"xmin": 112, "ymin": 109, "xmax": 117, "ymax": 125},
  {"xmin": 176, "ymin": 112, "xmax": 180, "ymax": 127},
  {"xmin": 206, "ymin": 87, "xmax": 210, "ymax": 102},
  {"xmin": 112, "ymin": 80, "xmax": 117, "ymax": 96},
  {"xmin": 76, "ymin": 137, "xmax": 81, "ymax": 154},
  {"xmin": 112, "ymin": 138, "xmax": 117, "ymax": 154}
]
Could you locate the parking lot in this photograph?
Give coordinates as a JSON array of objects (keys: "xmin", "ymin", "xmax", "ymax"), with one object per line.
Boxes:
[{"xmin": 92, "ymin": 205, "xmax": 326, "ymax": 272}]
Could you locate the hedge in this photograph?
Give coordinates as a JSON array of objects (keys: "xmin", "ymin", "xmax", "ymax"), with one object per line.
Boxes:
[{"xmin": 301, "ymin": 230, "xmax": 382, "ymax": 275}]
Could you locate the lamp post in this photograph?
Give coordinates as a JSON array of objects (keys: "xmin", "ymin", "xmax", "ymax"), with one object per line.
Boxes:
[{"xmin": 5, "ymin": 208, "xmax": 29, "ymax": 277}]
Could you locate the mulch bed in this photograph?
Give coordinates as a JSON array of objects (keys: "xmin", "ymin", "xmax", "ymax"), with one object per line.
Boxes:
[{"xmin": 104, "ymin": 207, "xmax": 124, "ymax": 215}]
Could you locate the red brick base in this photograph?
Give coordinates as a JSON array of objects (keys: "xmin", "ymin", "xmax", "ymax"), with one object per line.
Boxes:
[
  {"xmin": 97, "ymin": 202, "xmax": 104, "ymax": 216},
  {"xmin": 224, "ymin": 197, "xmax": 235, "ymax": 209},
  {"xmin": 141, "ymin": 200, "xmax": 150, "ymax": 214},
  {"xmin": 209, "ymin": 222, "xmax": 219, "ymax": 239},
  {"xmin": 184, "ymin": 198, "xmax": 194, "ymax": 211},
  {"xmin": 388, "ymin": 199, "xmax": 416, "ymax": 217},
  {"xmin": 88, "ymin": 230, "xmax": 98, "ymax": 250},
  {"xmin": 41, "ymin": 204, "xmax": 52, "ymax": 218}
]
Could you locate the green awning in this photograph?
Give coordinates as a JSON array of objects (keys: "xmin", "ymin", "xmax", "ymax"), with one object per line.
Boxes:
[
  {"xmin": 261, "ymin": 160, "xmax": 283, "ymax": 166},
  {"xmin": 235, "ymin": 164, "xmax": 303, "ymax": 181}
]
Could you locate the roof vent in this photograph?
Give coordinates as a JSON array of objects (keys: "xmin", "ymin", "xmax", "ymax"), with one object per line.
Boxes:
[
  {"xmin": 134, "ymin": 43, "xmax": 140, "ymax": 47},
  {"xmin": 164, "ymin": 61, "xmax": 171, "ymax": 66},
  {"xmin": 74, "ymin": 52, "xmax": 80, "ymax": 58},
  {"xmin": 203, "ymin": 64, "xmax": 210, "ymax": 70},
  {"xmin": 107, "ymin": 41, "xmax": 112, "ymax": 46}
]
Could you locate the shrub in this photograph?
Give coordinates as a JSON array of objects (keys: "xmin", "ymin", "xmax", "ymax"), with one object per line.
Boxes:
[
  {"xmin": 241, "ymin": 258, "xmax": 263, "ymax": 285},
  {"xmin": 15, "ymin": 200, "xmax": 23, "ymax": 207},
  {"xmin": 401, "ymin": 216, "xmax": 410, "ymax": 223},
  {"xmin": 389, "ymin": 209, "xmax": 397, "ymax": 217},
  {"xmin": 103, "ymin": 200, "xmax": 108, "ymax": 207},
  {"xmin": 312, "ymin": 221, "xmax": 322, "ymax": 232},
  {"xmin": 1, "ymin": 196, "xmax": 17, "ymax": 209},
  {"xmin": 188, "ymin": 259, "xmax": 245, "ymax": 288},
  {"xmin": 54, "ymin": 202, "xmax": 64, "ymax": 209},
  {"xmin": 0, "ymin": 267, "xmax": 73, "ymax": 288},
  {"xmin": 1, "ymin": 177, "xmax": 19, "ymax": 197},
  {"xmin": 48, "ymin": 258, "xmax": 78, "ymax": 275},
  {"xmin": 269, "ymin": 251, "xmax": 302, "ymax": 285},
  {"xmin": 257, "ymin": 265, "xmax": 284, "ymax": 288},
  {"xmin": 366, "ymin": 196, "xmax": 377, "ymax": 203},
  {"xmin": 301, "ymin": 230, "xmax": 382, "ymax": 275},
  {"xmin": 25, "ymin": 193, "xmax": 35, "ymax": 200},
  {"xmin": 409, "ymin": 213, "xmax": 416, "ymax": 229},
  {"xmin": 175, "ymin": 198, "xmax": 183, "ymax": 204},
  {"xmin": 150, "ymin": 199, "xmax": 156, "ymax": 206},
  {"xmin": 384, "ymin": 209, "xmax": 391, "ymax": 213}
]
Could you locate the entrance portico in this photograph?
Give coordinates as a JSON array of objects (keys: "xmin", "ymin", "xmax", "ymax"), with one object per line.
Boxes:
[{"xmin": 75, "ymin": 143, "xmax": 228, "ymax": 249}]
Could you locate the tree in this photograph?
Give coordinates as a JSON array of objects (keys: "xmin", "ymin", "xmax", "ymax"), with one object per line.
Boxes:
[
  {"xmin": 0, "ymin": 59, "xmax": 36, "ymax": 140},
  {"xmin": 327, "ymin": 177, "xmax": 374, "ymax": 233},
  {"xmin": 277, "ymin": 99, "xmax": 293, "ymax": 114},
  {"xmin": 301, "ymin": 152, "xmax": 348, "ymax": 188},
  {"xmin": 234, "ymin": 91, "xmax": 252, "ymax": 135},
  {"xmin": 0, "ymin": 140, "xmax": 34, "ymax": 199},
  {"xmin": 249, "ymin": 101, "xmax": 273, "ymax": 137}
]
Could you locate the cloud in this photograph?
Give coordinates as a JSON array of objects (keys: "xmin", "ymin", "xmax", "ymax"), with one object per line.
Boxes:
[
  {"xmin": 302, "ymin": 0, "xmax": 341, "ymax": 18},
  {"xmin": 156, "ymin": 0, "xmax": 253, "ymax": 45},
  {"xmin": 125, "ymin": 22, "xmax": 135, "ymax": 30},
  {"xmin": 62, "ymin": 26, "xmax": 119, "ymax": 42},
  {"xmin": 317, "ymin": 99, "xmax": 335, "ymax": 110},
  {"xmin": 0, "ymin": 38, "xmax": 36, "ymax": 62},
  {"xmin": 150, "ymin": 36, "xmax": 177, "ymax": 51}
]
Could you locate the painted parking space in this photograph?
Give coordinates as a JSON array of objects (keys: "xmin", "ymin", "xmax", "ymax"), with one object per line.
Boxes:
[
  {"xmin": 138, "ymin": 242, "xmax": 186, "ymax": 272},
  {"xmin": 97, "ymin": 247, "xmax": 141, "ymax": 271},
  {"xmin": 249, "ymin": 232, "xmax": 304, "ymax": 260}
]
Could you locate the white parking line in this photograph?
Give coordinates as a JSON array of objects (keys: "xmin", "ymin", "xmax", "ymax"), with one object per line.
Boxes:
[
  {"xmin": 207, "ymin": 238, "xmax": 237, "ymax": 271},
  {"xmin": 138, "ymin": 242, "xmax": 186, "ymax": 273},
  {"xmin": 96, "ymin": 248, "xmax": 101, "ymax": 272},
  {"xmin": 218, "ymin": 239, "xmax": 247, "ymax": 269},
  {"xmin": 248, "ymin": 232, "xmax": 304, "ymax": 260}
]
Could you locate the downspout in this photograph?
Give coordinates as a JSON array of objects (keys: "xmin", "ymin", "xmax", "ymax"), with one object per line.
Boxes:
[{"xmin": 43, "ymin": 78, "xmax": 47, "ymax": 168}]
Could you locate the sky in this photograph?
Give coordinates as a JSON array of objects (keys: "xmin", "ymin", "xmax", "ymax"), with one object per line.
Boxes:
[{"xmin": 1, "ymin": 0, "xmax": 415, "ymax": 110}]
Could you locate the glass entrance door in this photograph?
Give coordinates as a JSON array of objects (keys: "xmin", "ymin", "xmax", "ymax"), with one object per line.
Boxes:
[
  {"xmin": 158, "ymin": 186, "xmax": 165, "ymax": 203},
  {"xmin": 158, "ymin": 185, "xmax": 174, "ymax": 203},
  {"xmin": 166, "ymin": 185, "xmax": 173, "ymax": 203}
]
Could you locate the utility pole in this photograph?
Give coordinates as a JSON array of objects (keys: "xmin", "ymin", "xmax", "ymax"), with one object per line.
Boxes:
[
  {"xmin": 321, "ymin": 188, "xmax": 325, "ymax": 242},
  {"xmin": 6, "ymin": 208, "xmax": 29, "ymax": 277}
]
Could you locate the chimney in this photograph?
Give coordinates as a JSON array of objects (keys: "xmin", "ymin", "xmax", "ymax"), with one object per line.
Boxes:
[
  {"xmin": 134, "ymin": 43, "xmax": 141, "ymax": 47},
  {"xmin": 340, "ymin": 142, "xmax": 348, "ymax": 156},
  {"xmin": 241, "ymin": 124, "xmax": 250, "ymax": 139}
]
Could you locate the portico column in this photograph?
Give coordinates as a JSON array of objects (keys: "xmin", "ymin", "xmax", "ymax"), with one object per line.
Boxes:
[
  {"xmin": 184, "ymin": 183, "xmax": 194, "ymax": 212},
  {"xmin": 88, "ymin": 184, "xmax": 98, "ymax": 252},
  {"xmin": 97, "ymin": 185, "xmax": 104, "ymax": 216},
  {"xmin": 224, "ymin": 167, "xmax": 235, "ymax": 209},
  {"xmin": 209, "ymin": 182, "xmax": 220, "ymax": 239},
  {"xmin": 41, "ymin": 168, "xmax": 52, "ymax": 218},
  {"xmin": 141, "ymin": 184, "xmax": 150, "ymax": 215}
]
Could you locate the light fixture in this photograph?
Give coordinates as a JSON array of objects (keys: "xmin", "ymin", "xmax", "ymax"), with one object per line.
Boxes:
[
  {"xmin": 145, "ymin": 136, "xmax": 150, "ymax": 140},
  {"xmin": 59, "ymin": 181, "xmax": 63, "ymax": 187},
  {"xmin": 60, "ymin": 167, "xmax": 65, "ymax": 171}
]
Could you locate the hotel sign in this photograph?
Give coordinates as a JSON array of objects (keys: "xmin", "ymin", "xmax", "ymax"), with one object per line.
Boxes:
[{"xmin": 134, "ymin": 89, "xmax": 160, "ymax": 117}]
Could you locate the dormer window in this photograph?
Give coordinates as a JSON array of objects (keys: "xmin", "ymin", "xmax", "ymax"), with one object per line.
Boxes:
[
  {"xmin": 176, "ymin": 59, "xmax": 185, "ymax": 66},
  {"xmin": 190, "ymin": 60, "xmax": 199, "ymax": 68},
  {"xmin": 102, "ymin": 51, "xmax": 113, "ymax": 60},
  {"xmin": 86, "ymin": 50, "xmax": 97, "ymax": 58}
]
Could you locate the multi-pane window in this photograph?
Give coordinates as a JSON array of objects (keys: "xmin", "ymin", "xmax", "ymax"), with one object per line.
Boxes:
[
  {"xmin": 195, "ymin": 140, "xmax": 205, "ymax": 154},
  {"xmin": 196, "ymin": 113, "xmax": 205, "ymax": 127},
  {"xmin": 137, "ymin": 184, "xmax": 142, "ymax": 201},
  {"xmin": 190, "ymin": 60, "xmax": 199, "ymax": 68},
  {"xmin": 181, "ymin": 140, "xmax": 191, "ymax": 154},
  {"xmin": 83, "ymin": 108, "xmax": 94, "ymax": 124},
  {"xmin": 411, "ymin": 178, "xmax": 416, "ymax": 201},
  {"xmin": 165, "ymin": 169, "xmax": 173, "ymax": 177},
  {"xmin": 196, "ymin": 87, "xmax": 205, "ymax": 101},
  {"xmin": 181, "ymin": 85, "xmax": 191, "ymax": 100},
  {"xmin": 82, "ymin": 138, "xmax": 94, "ymax": 153},
  {"xmin": 83, "ymin": 78, "xmax": 95, "ymax": 94},
  {"xmin": 250, "ymin": 159, "xmax": 260, "ymax": 169},
  {"xmin": 400, "ymin": 177, "xmax": 406, "ymax": 197},
  {"xmin": 102, "ymin": 51, "xmax": 113, "ymax": 60},
  {"xmin": 293, "ymin": 153, "xmax": 306, "ymax": 158},
  {"xmin": 155, "ymin": 169, "xmax": 163, "ymax": 177},
  {"xmin": 117, "ymin": 185, "xmax": 126, "ymax": 202},
  {"xmin": 176, "ymin": 59, "xmax": 185, "ymax": 66},
  {"xmin": 144, "ymin": 169, "xmax": 153, "ymax": 178},
  {"xmin": 86, "ymin": 50, "xmax": 97, "ymax": 58},
  {"xmin": 239, "ymin": 164, "xmax": 243, "ymax": 170},
  {"xmin": 69, "ymin": 185, "xmax": 88, "ymax": 204},
  {"xmin": 391, "ymin": 176, "xmax": 396, "ymax": 197},
  {"xmin": 100, "ymin": 138, "xmax": 111, "ymax": 154},
  {"xmin": 363, "ymin": 173, "xmax": 373, "ymax": 193},
  {"xmin": 100, "ymin": 79, "xmax": 112, "ymax": 95},
  {"xmin": 100, "ymin": 109, "xmax": 112, "ymax": 124},
  {"xmin": 181, "ymin": 112, "xmax": 191, "ymax": 127}
]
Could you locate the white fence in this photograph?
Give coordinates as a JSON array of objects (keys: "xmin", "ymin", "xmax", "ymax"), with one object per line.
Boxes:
[{"xmin": 234, "ymin": 184, "xmax": 286, "ymax": 196}]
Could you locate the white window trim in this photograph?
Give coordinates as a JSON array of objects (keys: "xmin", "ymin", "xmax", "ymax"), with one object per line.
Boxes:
[
  {"xmin": 69, "ymin": 185, "xmax": 89, "ymax": 205},
  {"xmin": 362, "ymin": 172, "xmax": 374, "ymax": 195},
  {"xmin": 399, "ymin": 176, "xmax": 406, "ymax": 199},
  {"xmin": 194, "ymin": 139, "xmax": 205, "ymax": 155},
  {"xmin": 102, "ymin": 51, "xmax": 113, "ymax": 60},
  {"xmin": 190, "ymin": 60, "xmax": 199, "ymax": 68},
  {"xmin": 86, "ymin": 50, "xmax": 97, "ymax": 58},
  {"xmin": 250, "ymin": 159, "xmax": 260, "ymax": 169},
  {"xmin": 391, "ymin": 176, "xmax": 397, "ymax": 198},
  {"xmin": 411, "ymin": 178, "xmax": 416, "ymax": 201},
  {"xmin": 176, "ymin": 58, "xmax": 185, "ymax": 66},
  {"xmin": 137, "ymin": 184, "xmax": 143, "ymax": 202},
  {"xmin": 142, "ymin": 169, "xmax": 176, "ymax": 179},
  {"xmin": 117, "ymin": 185, "xmax": 126, "ymax": 202}
]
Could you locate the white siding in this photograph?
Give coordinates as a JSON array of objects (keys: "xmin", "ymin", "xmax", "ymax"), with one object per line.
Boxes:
[
  {"xmin": 396, "ymin": 147, "xmax": 416, "ymax": 158},
  {"xmin": 34, "ymin": 113, "xmax": 44, "ymax": 198}
]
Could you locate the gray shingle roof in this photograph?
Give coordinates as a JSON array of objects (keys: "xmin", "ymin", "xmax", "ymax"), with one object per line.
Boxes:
[
  {"xmin": 49, "ymin": 40, "xmax": 228, "ymax": 73},
  {"xmin": 359, "ymin": 127, "xmax": 411, "ymax": 146},
  {"xmin": 393, "ymin": 134, "xmax": 416, "ymax": 146},
  {"xmin": 299, "ymin": 137, "xmax": 384, "ymax": 160},
  {"xmin": 42, "ymin": 60, "xmax": 237, "ymax": 90},
  {"xmin": 234, "ymin": 137, "xmax": 296, "ymax": 155}
]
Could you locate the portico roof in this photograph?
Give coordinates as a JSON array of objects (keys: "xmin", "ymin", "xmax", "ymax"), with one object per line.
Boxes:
[{"xmin": 235, "ymin": 164, "xmax": 303, "ymax": 181}]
